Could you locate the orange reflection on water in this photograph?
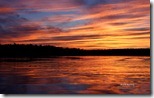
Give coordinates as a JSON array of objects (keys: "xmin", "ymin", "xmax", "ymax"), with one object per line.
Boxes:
[{"xmin": 0, "ymin": 56, "xmax": 150, "ymax": 94}]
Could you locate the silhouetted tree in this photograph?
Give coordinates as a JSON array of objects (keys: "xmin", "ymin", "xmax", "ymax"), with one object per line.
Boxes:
[{"xmin": 0, "ymin": 44, "xmax": 150, "ymax": 58}]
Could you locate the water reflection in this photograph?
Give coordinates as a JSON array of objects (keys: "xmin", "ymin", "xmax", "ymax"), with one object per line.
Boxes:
[{"xmin": 0, "ymin": 56, "xmax": 150, "ymax": 94}]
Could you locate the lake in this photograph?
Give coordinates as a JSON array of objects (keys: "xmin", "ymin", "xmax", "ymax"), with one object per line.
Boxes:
[{"xmin": 0, "ymin": 56, "xmax": 150, "ymax": 94}]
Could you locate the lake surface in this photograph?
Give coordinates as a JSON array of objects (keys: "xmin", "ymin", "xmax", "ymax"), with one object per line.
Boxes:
[{"xmin": 0, "ymin": 56, "xmax": 150, "ymax": 94}]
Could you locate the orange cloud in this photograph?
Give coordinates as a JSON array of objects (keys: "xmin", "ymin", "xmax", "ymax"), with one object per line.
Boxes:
[
  {"xmin": 0, "ymin": 0, "xmax": 150, "ymax": 49},
  {"xmin": 0, "ymin": 7, "xmax": 15, "ymax": 13}
]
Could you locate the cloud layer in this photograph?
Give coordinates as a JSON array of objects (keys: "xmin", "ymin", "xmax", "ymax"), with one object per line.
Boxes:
[{"xmin": 0, "ymin": 0, "xmax": 150, "ymax": 49}]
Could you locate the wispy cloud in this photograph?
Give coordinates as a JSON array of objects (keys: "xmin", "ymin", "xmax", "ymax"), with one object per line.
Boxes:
[{"xmin": 0, "ymin": 0, "xmax": 150, "ymax": 49}]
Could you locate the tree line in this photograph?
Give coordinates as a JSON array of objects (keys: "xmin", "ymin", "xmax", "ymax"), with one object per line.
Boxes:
[{"xmin": 0, "ymin": 44, "xmax": 150, "ymax": 57}]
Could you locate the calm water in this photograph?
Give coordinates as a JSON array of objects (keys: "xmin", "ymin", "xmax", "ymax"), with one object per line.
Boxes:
[{"xmin": 0, "ymin": 56, "xmax": 150, "ymax": 94}]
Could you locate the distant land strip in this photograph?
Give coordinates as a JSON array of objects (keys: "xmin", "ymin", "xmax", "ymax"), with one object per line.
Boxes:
[{"xmin": 0, "ymin": 44, "xmax": 150, "ymax": 58}]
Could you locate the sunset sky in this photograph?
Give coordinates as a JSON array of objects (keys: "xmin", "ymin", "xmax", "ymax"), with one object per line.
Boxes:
[{"xmin": 0, "ymin": 0, "xmax": 150, "ymax": 49}]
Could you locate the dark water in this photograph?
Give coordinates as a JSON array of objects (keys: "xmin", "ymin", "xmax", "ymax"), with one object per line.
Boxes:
[{"xmin": 0, "ymin": 56, "xmax": 150, "ymax": 94}]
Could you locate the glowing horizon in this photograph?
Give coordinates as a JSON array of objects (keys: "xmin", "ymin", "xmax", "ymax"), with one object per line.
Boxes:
[{"xmin": 0, "ymin": 0, "xmax": 150, "ymax": 49}]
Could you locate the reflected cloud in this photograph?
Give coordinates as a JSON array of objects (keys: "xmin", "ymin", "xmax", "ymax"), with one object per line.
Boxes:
[{"xmin": 0, "ymin": 56, "xmax": 150, "ymax": 94}]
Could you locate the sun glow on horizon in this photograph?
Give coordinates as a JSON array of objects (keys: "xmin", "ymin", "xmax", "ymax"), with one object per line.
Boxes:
[{"xmin": 0, "ymin": 0, "xmax": 150, "ymax": 49}]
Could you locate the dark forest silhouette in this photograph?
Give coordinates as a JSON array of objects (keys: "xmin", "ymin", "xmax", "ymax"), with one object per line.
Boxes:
[{"xmin": 0, "ymin": 44, "xmax": 150, "ymax": 58}]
